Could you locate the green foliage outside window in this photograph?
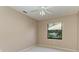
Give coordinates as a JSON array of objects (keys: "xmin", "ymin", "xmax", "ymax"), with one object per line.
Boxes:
[{"xmin": 48, "ymin": 22, "xmax": 62, "ymax": 40}]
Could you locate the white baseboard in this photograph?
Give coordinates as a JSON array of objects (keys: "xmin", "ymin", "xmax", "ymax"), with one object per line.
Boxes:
[
  {"xmin": 37, "ymin": 44, "xmax": 77, "ymax": 52},
  {"xmin": 18, "ymin": 45, "xmax": 35, "ymax": 52},
  {"xmin": 52, "ymin": 46, "xmax": 77, "ymax": 52}
]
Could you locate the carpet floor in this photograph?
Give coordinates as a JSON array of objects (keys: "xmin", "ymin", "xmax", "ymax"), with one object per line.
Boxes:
[{"xmin": 20, "ymin": 46, "xmax": 66, "ymax": 52}]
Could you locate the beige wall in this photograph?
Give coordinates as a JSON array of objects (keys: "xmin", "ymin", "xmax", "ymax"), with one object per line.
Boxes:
[
  {"xmin": 77, "ymin": 12, "xmax": 79, "ymax": 51},
  {"xmin": 0, "ymin": 7, "xmax": 37, "ymax": 52},
  {"xmin": 38, "ymin": 14, "xmax": 78, "ymax": 51}
]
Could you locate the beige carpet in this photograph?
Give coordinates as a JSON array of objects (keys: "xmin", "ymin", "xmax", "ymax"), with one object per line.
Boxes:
[{"xmin": 20, "ymin": 46, "xmax": 66, "ymax": 52}]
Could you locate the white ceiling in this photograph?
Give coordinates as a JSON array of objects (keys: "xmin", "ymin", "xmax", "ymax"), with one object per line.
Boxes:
[{"xmin": 11, "ymin": 6, "xmax": 79, "ymax": 21}]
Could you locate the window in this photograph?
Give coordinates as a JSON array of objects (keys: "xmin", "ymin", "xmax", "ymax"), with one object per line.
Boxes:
[{"xmin": 48, "ymin": 22, "xmax": 62, "ymax": 40}]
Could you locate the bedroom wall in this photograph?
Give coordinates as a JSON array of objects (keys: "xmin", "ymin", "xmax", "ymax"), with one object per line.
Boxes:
[
  {"xmin": 0, "ymin": 7, "xmax": 37, "ymax": 52},
  {"xmin": 77, "ymin": 12, "xmax": 79, "ymax": 51},
  {"xmin": 37, "ymin": 14, "xmax": 78, "ymax": 51}
]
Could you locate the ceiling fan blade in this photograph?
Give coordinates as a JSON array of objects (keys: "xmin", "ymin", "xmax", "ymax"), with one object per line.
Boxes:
[
  {"xmin": 45, "ymin": 6, "xmax": 54, "ymax": 9},
  {"xmin": 30, "ymin": 9, "xmax": 39, "ymax": 13},
  {"xmin": 44, "ymin": 9, "xmax": 53, "ymax": 15}
]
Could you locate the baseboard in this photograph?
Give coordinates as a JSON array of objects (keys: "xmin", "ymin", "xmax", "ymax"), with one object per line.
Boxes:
[
  {"xmin": 52, "ymin": 46, "xmax": 77, "ymax": 52},
  {"xmin": 18, "ymin": 45, "xmax": 35, "ymax": 52},
  {"xmin": 37, "ymin": 44, "xmax": 77, "ymax": 52}
]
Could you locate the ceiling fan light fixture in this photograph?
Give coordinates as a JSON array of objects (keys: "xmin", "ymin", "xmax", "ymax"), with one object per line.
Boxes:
[
  {"xmin": 40, "ymin": 11, "xmax": 45, "ymax": 16},
  {"xmin": 40, "ymin": 11, "xmax": 42, "ymax": 15},
  {"xmin": 40, "ymin": 8, "xmax": 46, "ymax": 16}
]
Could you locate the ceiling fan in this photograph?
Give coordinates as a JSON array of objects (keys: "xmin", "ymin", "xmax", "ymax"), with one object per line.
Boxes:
[{"xmin": 23, "ymin": 6, "xmax": 53, "ymax": 16}]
